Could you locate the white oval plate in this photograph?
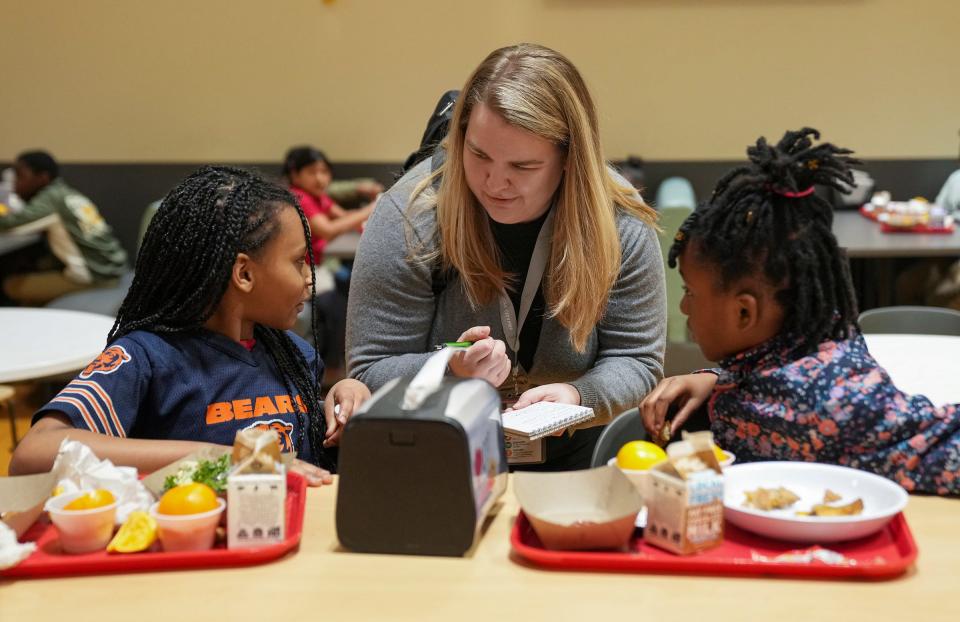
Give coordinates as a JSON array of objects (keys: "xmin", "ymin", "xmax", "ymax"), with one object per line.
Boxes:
[{"xmin": 723, "ymin": 462, "xmax": 908, "ymax": 543}]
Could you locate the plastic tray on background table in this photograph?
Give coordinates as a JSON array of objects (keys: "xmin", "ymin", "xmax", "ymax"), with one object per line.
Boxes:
[
  {"xmin": 511, "ymin": 510, "xmax": 917, "ymax": 580},
  {"xmin": 2, "ymin": 472, "xmax": 306, "ymax": 579},
  {"xmin": 859, "ymin": 205, "xmax": 955, "ymax": 233}
]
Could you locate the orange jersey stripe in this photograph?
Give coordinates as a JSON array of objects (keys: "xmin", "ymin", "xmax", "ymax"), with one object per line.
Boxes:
[{"xmin": 73, "ymin": 379, "xmax": 127, "ymax": 438}]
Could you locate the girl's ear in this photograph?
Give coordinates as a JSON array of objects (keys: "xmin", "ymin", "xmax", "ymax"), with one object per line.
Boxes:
[
  {"xmin": 734, "ymin": 292, "xmax": 760, "ymax": 330},
  {"xmin": 232, "ymin": 253, "xmax": 255, "ymax": 293}
]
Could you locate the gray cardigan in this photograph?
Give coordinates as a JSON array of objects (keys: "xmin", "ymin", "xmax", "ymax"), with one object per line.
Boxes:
[{"xmin": 346, "ymin": 159, "xmax": 666, "ymax": 426}]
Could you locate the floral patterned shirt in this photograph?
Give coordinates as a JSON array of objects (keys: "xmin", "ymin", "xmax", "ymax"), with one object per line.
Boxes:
[{"xmin": 708, "ymin": 331, "xmax": 960, "ymax": 495}]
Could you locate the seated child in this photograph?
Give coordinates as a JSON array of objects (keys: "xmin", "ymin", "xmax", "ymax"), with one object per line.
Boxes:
[
  {"xmin": 282, "ymin": 146, "xmax": 380, "ymax": 266},
  {"xmin": 0, "ymin": 150, "xmax": 128, "ymax": 305},
  {"xmin": 640, "ymin": 128, "xmax": 959, "ymax": 495},
  {"xmin": 9, "ymin": 166, "xmax": 370, "ymax": 485}
]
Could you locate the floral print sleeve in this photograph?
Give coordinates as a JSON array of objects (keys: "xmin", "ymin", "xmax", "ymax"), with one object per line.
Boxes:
[{"xmin": 708, "ymin": 331, "xmax": 960, "ymax": 495}]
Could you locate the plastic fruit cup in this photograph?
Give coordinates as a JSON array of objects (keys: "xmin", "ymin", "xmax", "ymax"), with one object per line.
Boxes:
[
  {"xmin": 47, "ymin": 491, "xmax": 118, "ymax": 554},
  {"xmin": 718, "ymin": 449, "xmax": 736, "ymax": 469},
  {"xmin": 150, "ymin": 498, "xmax": 226, "ymax": 552}
]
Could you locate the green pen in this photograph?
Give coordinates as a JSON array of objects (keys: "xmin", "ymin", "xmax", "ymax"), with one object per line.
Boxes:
[{"xmin": 434, "ymin": 341, "xmax": 474, "ymax": 350}]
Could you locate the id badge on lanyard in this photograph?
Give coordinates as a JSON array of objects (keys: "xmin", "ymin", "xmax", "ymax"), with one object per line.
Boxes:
[{"xmin": 499, "ymin": 209, "xmax": 554, "ymax": 464}]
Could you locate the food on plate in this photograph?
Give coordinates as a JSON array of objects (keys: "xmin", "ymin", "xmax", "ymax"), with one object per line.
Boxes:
[
  {"xmin": 796, "ymin": 498, "xmax": 864, "ymax": 517},
  {"xmin": 615, "ymin": 440, "xmax": 667, "ymax": 471},
  {"xmin": 163, "ymin": 454, "xmax": 231, "ymax": 493},
  {"xmin": 157, "ymin": 483, "xmax": 219, "ymax": 515},
  {"xmin": 743, "ymin": 486, "xmax": 800, "ymax": 510},
  {"xmin": 63, "ymin": 489, "xmax": 115, "ymax": 511},
  {"xmin": 107, "ymin": 511, "xmax": 158, "ymax": 553},
  {"xmin": 743, "ymin": 485, "xmax": 864, "ymax": 517}
]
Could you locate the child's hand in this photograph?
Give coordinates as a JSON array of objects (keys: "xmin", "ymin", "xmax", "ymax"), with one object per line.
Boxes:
[
  {"xmin": 323, "ymin": 378, "xmax": 372, "ymax": 447},
  {"xmin": 290, "ymin": 459, "xmax": 333, "ymax": 487},
  {"xmin": 640, "ymin": 373, "xmax": 718, "ymax": 440}
]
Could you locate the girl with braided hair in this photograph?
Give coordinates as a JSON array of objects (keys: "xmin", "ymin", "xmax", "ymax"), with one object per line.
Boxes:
[
  {"xmin": 10, "ymin": 166, "xmax": 370, "ymax": 484},
  {"xmin": 640, "ymin": 128, "xmax": 960, "ymax": 495}
]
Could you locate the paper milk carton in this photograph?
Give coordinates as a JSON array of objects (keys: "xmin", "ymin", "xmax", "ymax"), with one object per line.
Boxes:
[
  {"xmin": 644, "ymin": 431, "xmax": 724, "ymax": 555},
  {"xmin": 227, "ymin": 429, "xmax": 286, "ymax": 549}
]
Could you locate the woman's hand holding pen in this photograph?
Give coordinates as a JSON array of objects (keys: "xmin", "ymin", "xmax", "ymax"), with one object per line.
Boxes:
[{"xmin": 447, "ymin": 325, "xmax": 512, "ymax": 387}]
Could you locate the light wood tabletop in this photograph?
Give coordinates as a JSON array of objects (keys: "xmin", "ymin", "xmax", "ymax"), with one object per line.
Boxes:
[{"xmin": 2, "ymin": 478, "xmax": 958, "ymax": 621}]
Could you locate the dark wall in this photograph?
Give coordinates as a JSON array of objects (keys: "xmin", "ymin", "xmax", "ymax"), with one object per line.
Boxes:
[{"xmin": 12, "ymin": 158, "xmax": 957, "ymax": 257}]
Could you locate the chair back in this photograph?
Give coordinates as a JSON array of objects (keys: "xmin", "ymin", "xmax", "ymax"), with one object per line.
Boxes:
[
  {"xmin": 589, "ymin": 407, "xmax": 648, "ymax": 468},
  {"xmin": 137, "ymin": 200, "xmax": 162, "ymax": 251},
  {"xmin": 858, "ymin": 305, "xmax": 960, "ymax": 336}
]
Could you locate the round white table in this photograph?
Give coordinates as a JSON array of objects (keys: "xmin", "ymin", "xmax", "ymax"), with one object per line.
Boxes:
[
  {"xmin": 0, "ymin": 308, "xmax": 116, "ymax": 383},
  {"xmin": 863, "ymin": 333, "xmax": 960, "ymax": 407}
]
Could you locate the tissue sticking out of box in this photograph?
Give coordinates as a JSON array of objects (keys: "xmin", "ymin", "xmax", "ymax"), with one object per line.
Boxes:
[
  {"xmin": 232, "ymin": 428, "xmax": 282, "ymax": 475},
  {"xmin": 402, "ymin": 347, "xmax": 456, "ymax": 410}
]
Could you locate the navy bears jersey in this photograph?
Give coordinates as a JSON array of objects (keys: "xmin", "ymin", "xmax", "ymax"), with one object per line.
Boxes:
[{"xmin": 34, "ymin": 329, "xmax": 323, "ymax": 465}]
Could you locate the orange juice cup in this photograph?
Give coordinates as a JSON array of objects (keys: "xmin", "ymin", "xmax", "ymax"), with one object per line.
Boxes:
[
  {"xmin": 150, "ymin": 498, "xmax": 226, "ymax": 552},
  {"xmin": 47, "ymin": 491, "xmax": 118, "ymax": 554}
]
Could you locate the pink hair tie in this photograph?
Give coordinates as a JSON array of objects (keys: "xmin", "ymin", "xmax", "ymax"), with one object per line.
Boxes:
[{"xmin": 774, "ymin": 186, "xmax": 815, "ymax": 198}]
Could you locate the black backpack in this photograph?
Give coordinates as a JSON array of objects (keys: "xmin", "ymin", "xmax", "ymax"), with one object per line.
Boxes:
[{"xmin": 402, "ymin": 90, "xmax": 459, "ymax": 175}]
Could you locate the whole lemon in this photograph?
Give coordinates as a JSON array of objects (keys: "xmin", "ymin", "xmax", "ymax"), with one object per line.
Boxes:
[
  {"xmin": 616, "ymin": 440, "xmax": 667, "ymax": 471},
  {"xmin": 158, "ymin": 483, "xmax": 218, "ymax": 515}
]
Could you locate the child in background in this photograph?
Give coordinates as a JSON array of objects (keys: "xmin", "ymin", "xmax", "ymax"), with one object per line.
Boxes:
[
  {"xmin": 9, "ymin": 166, "xmax": 370, "ymax": 484},
  {"xmin": 0, "ymin": 150, "xmax": 128, "ymax": 305},
  {"xmin": 283, "ymin": 146, "xmax": 381, "ymax": 377},
  {"xmin": 640, "ymin": 128, "xmax": 959, "ymax": 495},
  {"xmin": 282, "ymin": 146, "xmax": 380, "ymax": 268}
]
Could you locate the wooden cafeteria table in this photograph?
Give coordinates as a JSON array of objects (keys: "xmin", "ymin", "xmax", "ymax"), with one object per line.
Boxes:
[{"xmin": 2, "ymin": 478, "xmax": 958, "ymax": 621}]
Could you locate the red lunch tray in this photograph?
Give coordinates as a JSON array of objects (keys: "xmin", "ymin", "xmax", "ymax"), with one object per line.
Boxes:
[
  {"xmin": 511, "ymin": 510, "xmax": 917, "ymax": 580},
  {"xmin": 860, "ymin": 205, "xmax": 955, "ymax": 233},
  {"xmin": 879, "ymin": 222, "xmax": 954, "ymax": 234},
  {"xmin": 2, "ymin": 471, "xmax": 307, "ymax": 579}
]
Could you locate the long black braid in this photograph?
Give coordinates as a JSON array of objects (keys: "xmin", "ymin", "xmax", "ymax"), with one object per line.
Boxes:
[
  {"xmin": 669, "ymin": 128, "xmax": 861, "ymax": 354},
  {"xmin": 110, "ymin": 166, "xmax": 331, "ymax": 470}
]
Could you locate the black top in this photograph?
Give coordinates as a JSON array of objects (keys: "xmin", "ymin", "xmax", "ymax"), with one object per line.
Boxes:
[{"xmin": 488, "ymin": 209, "xmax": 550, "ymax": 371}]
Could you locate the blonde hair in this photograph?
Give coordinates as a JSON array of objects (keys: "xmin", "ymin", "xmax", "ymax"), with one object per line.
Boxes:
[{"xmin": 410, "ymin": 43, "xmax": 657, "ymax": 351}]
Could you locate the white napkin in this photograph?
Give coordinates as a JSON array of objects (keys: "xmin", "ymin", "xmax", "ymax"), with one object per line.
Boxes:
[
  {"xmin": 0, "ymin": 521, "xmax": 35, "ymax": 570},
  {"xmin": 402, "ymin": 347, "xmax": 456, "ymax": 411},
  {"xmin": 42, "ymin": 439, "xmax": 154, "ymax": 523}
]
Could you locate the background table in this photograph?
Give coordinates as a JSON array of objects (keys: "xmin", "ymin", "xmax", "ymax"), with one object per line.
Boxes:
[
  {"xmin": 832, "ymin": 211, "xmax": 960, "ymax": 258},
  {"xmin": 832, "ymin": 211, "xmax": 960, "ymax": 307},
  {"xmin": 0, "ymin": 308, "xmax": 115, "ymax": 383},
  {"xmin": 324, "ymin": 230, "xmax": 361, "ymax": 260},
  {"xmin": 863, "ymin": 333, "xmax": 960, "ymax": 406},
  {"xmin": 1, "ymin": 477, "xmax": 957, "ymax": 620},
  {"xmin": 0, "ymin": 231, "xmax": 42, "ymax": 257}
]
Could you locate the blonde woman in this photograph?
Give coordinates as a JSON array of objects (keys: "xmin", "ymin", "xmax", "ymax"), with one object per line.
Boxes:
[{"xmin": 346, "ymin": 44, "xmax": 665, "ymax": 470}]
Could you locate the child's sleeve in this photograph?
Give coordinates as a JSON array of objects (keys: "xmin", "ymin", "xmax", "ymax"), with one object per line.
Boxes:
[
  {"xmin": 0, "ymin": 191, "xmax": 57, "ymax": 230},
  {"xmin": 33, "ymin": 337, "xmax": 151, "ymax": 437}
]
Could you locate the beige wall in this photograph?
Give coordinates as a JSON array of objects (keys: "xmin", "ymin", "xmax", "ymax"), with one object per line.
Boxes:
[{"xmin": 2, "ymin": 0, "xmax": 958, "ymax": 162}]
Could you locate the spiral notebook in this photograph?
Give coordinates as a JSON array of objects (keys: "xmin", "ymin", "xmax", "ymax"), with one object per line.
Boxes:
[{"xmin": 502, "ymin": 402, "xmax": 595, "ymax": 440}]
